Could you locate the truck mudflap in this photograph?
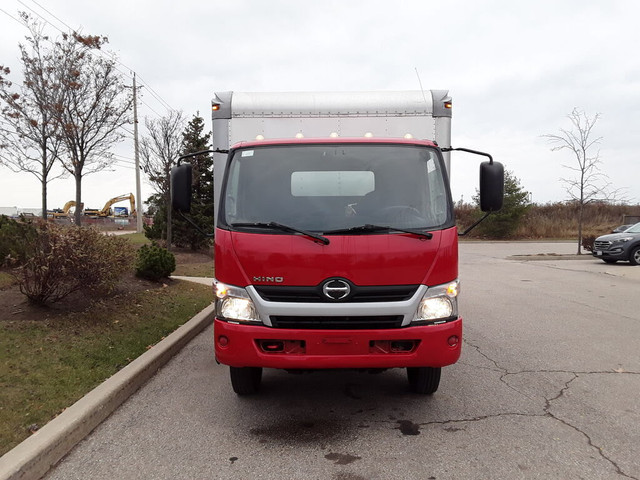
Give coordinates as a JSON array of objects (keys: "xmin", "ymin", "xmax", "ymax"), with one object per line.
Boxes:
[{"xmin": 214, "ymin": 318, "xmax": 462, "ymax": 369}]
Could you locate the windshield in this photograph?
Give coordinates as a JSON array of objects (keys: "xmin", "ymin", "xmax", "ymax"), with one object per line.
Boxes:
[
  {"xmin": 221, "ymin": 144, "xmax": 452, "ymax": 233},
  {"xmin": 625, "ymin": 223, "xmax": 640, "ymax": 233}
]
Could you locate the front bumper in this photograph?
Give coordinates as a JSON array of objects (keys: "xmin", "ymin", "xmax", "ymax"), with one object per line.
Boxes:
[
  {"xmin": 214, "ymin": 317, "xmax": 462, "ymax": 369},
  {"xmin": 593, "ymin": 248, "xmax": 628, "ymax": 261}
]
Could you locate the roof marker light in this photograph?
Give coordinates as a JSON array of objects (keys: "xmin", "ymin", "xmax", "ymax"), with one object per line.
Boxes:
[
  {"xmin": 329, "ymin": 132, "xmax": 339, "ymax": 138},
  {"xmin": 364, "ymin": 132, "xmax": 373, "ymax": 138},
  {"xmin": 404, "ymin": 133, "xmax": 414, "ymax": 139},
  {"xmin": 295, "ymin": 133, "xmax": 304, "ymax": 139},
  {"xmin": 255, "ymin": 134, "xmax": 265, "ymax": 140}
]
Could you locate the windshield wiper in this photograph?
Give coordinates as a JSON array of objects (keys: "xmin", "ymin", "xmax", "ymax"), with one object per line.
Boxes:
[
  {"xmin": 230, "ymin": 222, "xmax": 330, "ymax": 245},
  {"xmin": 323, "ymin": 224, "xmax": 433, "ymax": 240}
]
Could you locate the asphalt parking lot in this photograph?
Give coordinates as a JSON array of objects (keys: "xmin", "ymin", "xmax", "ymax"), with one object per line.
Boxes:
[{"xmin": 43, "ymin": 242, "xmax": 640, "ymax": 480}]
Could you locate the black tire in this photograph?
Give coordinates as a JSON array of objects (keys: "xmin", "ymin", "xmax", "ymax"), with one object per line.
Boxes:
[
  {"xmin": 630, "ymin": 246, "xmax": 640, "ymax": 266},
  {"xmin": 602, "ymin": 259, "xmax": 618, "ymax": 264},
  {"xmin": 407, "ymin": 367, "xmax": 441, "ymax": 394},
  {"xmin": 229, "ymin": 367, "xmax": 262, "ymax": 395}
]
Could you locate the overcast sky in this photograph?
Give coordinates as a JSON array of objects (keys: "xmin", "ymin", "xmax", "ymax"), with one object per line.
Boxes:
[{"xmin": 1, "ymin": 0, "xmax": 639, "ymax": 213}]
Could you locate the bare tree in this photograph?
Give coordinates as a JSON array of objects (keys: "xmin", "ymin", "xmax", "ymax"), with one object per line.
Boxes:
[
  {"xmin": 544, "ymin": 108, "xmax": 619, "ymax": 254},
  {"xmin": 140, "ymin": 110, "xmax": 186, "ymax": 250},
  {"xmin": 52, "ymin": 32, "xmax": 132, "ymax": 226},
  {"xmin": 0, "ymin": 14, "xmax": 66, "ymax": 219}
]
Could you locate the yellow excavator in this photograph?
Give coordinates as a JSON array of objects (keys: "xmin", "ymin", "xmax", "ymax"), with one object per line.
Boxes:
[
  {"xmin": 84, "ymin": 194, "xmax": 136, "ymax": 217},
  {"xmin": 48, "ymin": 201, "xmax": 83, "ymax": 218}
]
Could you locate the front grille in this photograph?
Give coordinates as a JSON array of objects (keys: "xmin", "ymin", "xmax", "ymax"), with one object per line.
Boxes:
[
  {"xmin": 254, "ymin": 285, "xmax": 418, "ymax": 303},
  {"xmin": 270, "ymin": 315, "xmax": 404, "ymax": 330},
  {"xmin": 594, "ymin": 240, "xmax": 612, "ymax": 250}
]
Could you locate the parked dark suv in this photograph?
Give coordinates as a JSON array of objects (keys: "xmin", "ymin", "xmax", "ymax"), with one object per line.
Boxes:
[{"xmin": 593, "ymin": 222, "xmax": 640, "ymax": 265}]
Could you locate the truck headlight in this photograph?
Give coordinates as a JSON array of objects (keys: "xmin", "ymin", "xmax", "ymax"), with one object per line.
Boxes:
[
  {"xmin": 215, "ymin": 280, "xmax": 261, "ymax": 323},
  {"xmin": 414, "ymin": 280, "xmax": 459, "ymax": 323}
]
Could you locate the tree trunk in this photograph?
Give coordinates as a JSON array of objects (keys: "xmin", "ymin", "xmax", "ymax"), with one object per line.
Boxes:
[
  {"xmin": 166, "ymin": 194, "xmax": 172, "ymax": 251},
  {"xmin": 577, "ymin": 214, "xmax": 582, "ymax": 254},
  {"xmin": 41, "ymin": 179, "xmax": 48, "ymax": 221},
  {"xmin": 74, "ymin": 171, "xmax": 83, "ymax": 227},
  {"xmin": 41, "ymin": 142, "xmax": 48, "ymax": 220},
  {"xmin": 577, "ymin": 201, "xmax": 584, "ymax": 255}
]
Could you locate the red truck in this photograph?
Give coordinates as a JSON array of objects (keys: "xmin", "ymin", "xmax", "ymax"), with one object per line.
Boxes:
[{"xmin": 172, "ymin": 90, "xmax": 503, "ymax": 395}]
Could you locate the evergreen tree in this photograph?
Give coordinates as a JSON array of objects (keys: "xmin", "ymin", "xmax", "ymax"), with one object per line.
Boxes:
[
  {"xmin": 474, "ymin": 169, "xmax": 530, "ymax": 238},
  {"xmin": 182, "ymin": 114, "xmax": 213, "ymax": 205},
  {"xmin": 147, "ymin": 113, "xmax": 213, "ymax": 250},
  {"xmin": 173, "ymin": 114, "xmax": 213, "ymax": 250},
  {"xmin": 143, "ymin": 192, "xmax": 165, "ymax": 241}
]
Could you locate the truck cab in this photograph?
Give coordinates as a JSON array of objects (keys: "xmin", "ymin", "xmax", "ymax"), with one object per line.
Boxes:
[{"xmin": 171, "ymin": 91, "xmax": 503, "ymax": 395}]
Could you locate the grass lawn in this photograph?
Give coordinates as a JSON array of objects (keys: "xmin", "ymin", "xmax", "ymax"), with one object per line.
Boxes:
[
  {"xmin": 0, "ymin": 278, "xmax": 213, "ymax": 456},
  {"xmin": 0, "ymin": 272, "xmax": 15, "ymax": 289},
  {"xmin": 118, "ymin": 232, "xmax": 151, "ymax": 245},
  {"xmin": 117, "ymin": 232, "xmax": 214, "ymax": 278},
  {"xmin": 173, "ymin": 261, "xmax": 214, "ymax": 277}
]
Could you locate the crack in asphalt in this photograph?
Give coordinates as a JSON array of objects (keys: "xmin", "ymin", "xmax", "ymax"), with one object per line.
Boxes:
[
  {"xmin": 462, "ymin": 338, "xmax": 505, "ymax": 372},
  {"xmin": 460, "ymin": 338, "xmax": 638, "ymax": 479},
  {"xmin": 543, "ymin": 373, "xmax": 633, "ymax": 478}
]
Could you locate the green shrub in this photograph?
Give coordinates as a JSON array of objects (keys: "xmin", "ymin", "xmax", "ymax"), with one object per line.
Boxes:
[
  {"xmin": 473, "ymin": 170, "xmax": 531, "ymax": 239},
  {"xmin": 15, "ymin": 223, "xmax": 135, "ymax": 304},
  {"xmin": 0, "ymin": 215, "xmax": 38, "ymax": 266},
  {"xmin": 143, "ymin": 219, "xmax": 163, "ymax": 241},
  {"xmin": 135, "ymin": 243, "xmax": 176, "ymax": 281}
]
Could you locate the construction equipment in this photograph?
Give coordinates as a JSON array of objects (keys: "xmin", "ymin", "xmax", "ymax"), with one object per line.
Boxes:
[
  {"xmin": 84, "ymin": 194, "xmax": 136, "ymax": 217},
  {"xmin": 48, "ymin": 201, "xmax": 83, "ymax": 218}
]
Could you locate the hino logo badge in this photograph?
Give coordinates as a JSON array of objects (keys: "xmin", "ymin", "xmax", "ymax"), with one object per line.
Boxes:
[
  {"xmin": 253, "ymin": 276, "xmax": 284, "ymax": 283},
  {"xmin": 322, "ymin": 279, "xmax": 351, "ymax": 301}
]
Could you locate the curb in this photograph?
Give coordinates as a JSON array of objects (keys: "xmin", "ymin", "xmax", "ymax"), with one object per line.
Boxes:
[
  {"xmin": 170, "ymin": 276, "xmax": 214, "ymax": 286},
  {"xmin": 0, "ymin": 304, "xmax": 215, "ymax": 480},
  {"xmin": 507, "ymin": 254, "xmax": 592, "ymax": 261}
]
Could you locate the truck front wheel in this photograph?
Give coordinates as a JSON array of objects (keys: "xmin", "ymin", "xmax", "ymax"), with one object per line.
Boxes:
[
  {"xmin": 229, "ymin": 367, "xmax": 262, "ymax": 395},
  {"xmin": 407, "ymin": 367, "xmax": 441, "ymax": 394}
]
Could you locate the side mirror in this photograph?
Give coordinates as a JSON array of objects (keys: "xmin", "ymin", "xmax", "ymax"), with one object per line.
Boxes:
[
  {"xmin": 171, "ymin": 163, "xmax": 192, "ymax": 212},
  {"xmin": 479, "ymin": 161, "xmax": 504, "ymax": 212}
]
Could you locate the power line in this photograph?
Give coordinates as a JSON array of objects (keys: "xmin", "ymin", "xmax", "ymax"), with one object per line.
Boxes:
[
  {"xmin": 114, "ymin": 162, "xmax": 137, "ymax": 169},
  {"xmin": 16, "ymin": 0, "xmax": 66, "ymax": 37},
  {"xmin": 139, "ymin": 99, "xmax": 163, "ymax": 118},
  {"xmin": 0, "ymin": 7, "xmax": 22, "ymax": 24},
  {"xmin": 112, "ymin": 162, "xmax": 136, "ymax": 170},
  {"xmin": 10, "ymin": 2, "xmax": 132, "ymax": 85},
  {"xmin": 112, "ymin": 158, "xmax": 136, "ymax": 166},
  {"xmin": 23, "ymin": 0, "xmax": 70, "ymax": 32},
  {"xmin": 136, "ymin": 73, "xmax": 174, "ymax": 111},
  {"xmin": 112, "ymin": 152, "xmax": 135, "ymax": 161},
  {"xmin": 19, "ymin": 1, "xmax": 137, "ymax": 83},
  {"xmin": 8, "ymin": 1, "xmax": 175, "ymax": 115}
]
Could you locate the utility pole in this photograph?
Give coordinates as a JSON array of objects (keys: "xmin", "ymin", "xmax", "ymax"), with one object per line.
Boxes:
[{"xmin": 132, "ymin": 72, "xmax": 143, "ymax": 233}]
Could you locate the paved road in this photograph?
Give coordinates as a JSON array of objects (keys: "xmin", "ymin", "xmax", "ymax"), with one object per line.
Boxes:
[{"xmin": 47, "ymin": 242, "xmax": 640, "ymax": 480}]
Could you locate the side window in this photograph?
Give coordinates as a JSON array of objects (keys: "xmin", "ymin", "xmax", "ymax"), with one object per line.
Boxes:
[
  {"xmin": 426, "ymin": 156, "xmax": 447, "ymax": 223},
  {"xmin": 225, "ymin": 161, "xmax": 240, "ymax": 221}
]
